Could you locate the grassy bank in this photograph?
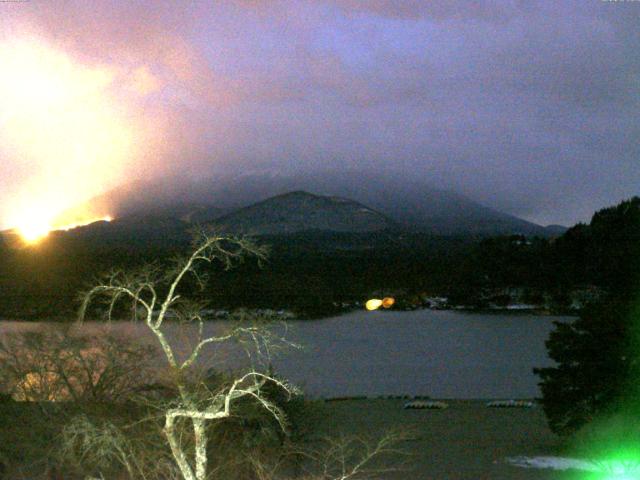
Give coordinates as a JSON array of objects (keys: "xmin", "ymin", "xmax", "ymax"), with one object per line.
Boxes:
[
  {"xmin": 3, "ymin": 397, "xmax": 606, "ymax": 479},
  {"xmin": 313, "ymin": 399, "xmax": 566, "ymax": 480}
]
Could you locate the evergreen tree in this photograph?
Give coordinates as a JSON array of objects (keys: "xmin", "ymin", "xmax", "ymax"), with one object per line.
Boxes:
[{"xmin": 535, "ymin": 295, "xmax": 640, "ymax": 435}]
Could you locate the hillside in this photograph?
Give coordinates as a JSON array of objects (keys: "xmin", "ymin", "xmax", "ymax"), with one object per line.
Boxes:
[
  {"xmin": 210, "ymin": 191, "xmax": 396, "ymax": 235},
  {"xmin": 85, "ymin": 170, "xmax": 555, "ymax": 237},
  {"xmin": 0, "ymin": 196, "xmax": 633, "ymax": 319}
]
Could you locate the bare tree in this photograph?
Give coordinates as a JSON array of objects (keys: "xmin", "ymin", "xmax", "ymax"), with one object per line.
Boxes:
[
  {"xmin": 295, "ymin": 431, "xmax": 411, "ymax": 480},
  {"xmin": 79, "ymin": 233, "xmax": 298, "ymax": 480},
  {"xmin": 244, "ymin": 429, "xmax": 411, "ymax": 480},
  {"xmin": 0, "ymin": 327, "xmax": 156, "ymax": 403}
]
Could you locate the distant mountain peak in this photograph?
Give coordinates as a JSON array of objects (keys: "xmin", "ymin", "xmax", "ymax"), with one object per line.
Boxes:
[
  {"xmin": 81, "ymin": 169, "xmax": 553, "ymax": 237},
  {"xmin": 210, "ymin": 190, "xmax": 395, "ymax": 235}
]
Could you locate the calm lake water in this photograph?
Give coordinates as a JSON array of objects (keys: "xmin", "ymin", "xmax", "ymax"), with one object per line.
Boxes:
[{"xmin": 0, "ymin": 310, "xmax": 572, "ymax": 399}]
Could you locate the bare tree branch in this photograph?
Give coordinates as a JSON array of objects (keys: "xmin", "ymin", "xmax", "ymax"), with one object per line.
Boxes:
[{"xmin": 79, "ymin": 233, "xmax": 287, "ymax": 480}]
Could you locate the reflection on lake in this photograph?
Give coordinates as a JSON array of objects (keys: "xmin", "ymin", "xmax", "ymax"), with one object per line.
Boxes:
[{"xmin": 0, "ymin": 310, "xmax": 572, "ymax": 399}]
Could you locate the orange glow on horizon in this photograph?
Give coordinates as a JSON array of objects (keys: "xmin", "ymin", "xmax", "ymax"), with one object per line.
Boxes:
[
  {"xmin": 15, "ymin": 214, "xmax": 113, "ymax": 245},
  {"xmin": 0, "ymin": 39, "xmax": 139, "ymax": 241}
]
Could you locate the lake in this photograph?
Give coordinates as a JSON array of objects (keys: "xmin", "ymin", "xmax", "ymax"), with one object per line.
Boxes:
[{"xmin": 0, "ymin": 310, "xmax": 572, "ymax": 399}]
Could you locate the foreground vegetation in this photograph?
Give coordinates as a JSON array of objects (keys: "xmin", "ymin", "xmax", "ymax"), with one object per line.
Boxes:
[
  {"xmin": 2, "ymin": 396, "xmax": 565, "ymax": 480},
  {"xmin": 0, "ymin": 234, "xmax": 404, "ymax": 479},
  {"xmin": 527, "ymin": 198, "xmax": 640, "ymax": 478}
]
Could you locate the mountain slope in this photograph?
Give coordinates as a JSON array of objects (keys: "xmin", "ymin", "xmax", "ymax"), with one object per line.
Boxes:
[
  {"xmin": 210, "ymin": 191, "xmax": 396, "ymax": 235},
  {"xmin": 84, "ymin": 170, "xmax": 550, "ymax": 236}
]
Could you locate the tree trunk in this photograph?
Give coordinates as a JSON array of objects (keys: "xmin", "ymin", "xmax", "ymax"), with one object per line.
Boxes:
[
  {"xmin": 193, "ymin": 418, "xmax": 208, "ymax": 480},
  {"xmin": 164, "ymin": 415, "xmax": 197, "ymax": 480}
]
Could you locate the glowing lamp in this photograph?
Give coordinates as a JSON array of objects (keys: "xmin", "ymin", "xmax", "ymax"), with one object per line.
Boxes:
[
  {"xmin": 382, "ymin": 297, "xmax": 395, "ymax": 309},
  {"xmin": 365, "ymin": 299, "xmax": 383, "ymax": 311}
]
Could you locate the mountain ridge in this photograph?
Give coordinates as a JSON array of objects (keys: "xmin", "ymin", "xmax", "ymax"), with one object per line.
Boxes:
[
  {"xmin": 63, "ymin": 170, "xmax": 562, "ymax": 237},
  {"xmin": 210, "ymin": 190, "xmax": 397, "ymax": 235}
]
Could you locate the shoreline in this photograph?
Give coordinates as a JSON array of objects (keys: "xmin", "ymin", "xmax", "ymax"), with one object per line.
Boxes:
[{"xmin": 0, "ymin": 305, "xmax": 576, "ymax": 323}]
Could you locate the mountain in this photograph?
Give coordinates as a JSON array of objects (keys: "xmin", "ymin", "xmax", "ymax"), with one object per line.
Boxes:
[
  {"xmin": 62, "ymin": 180, "xmax": 225, "ymax": 224},
  {"xmin": 210, "ymin": 191, "xmax": 396, "ymax": 235},
  {"xmin": 41, "ymin": 191, "xmax": 394, "ymax": 246},
  {"xmin": 65, "ymin": 213, "xmax": 190, "ymax": 246},
  {"xmin": 83, "ymin": 170, "xmax": 550, "ymax": 236}
]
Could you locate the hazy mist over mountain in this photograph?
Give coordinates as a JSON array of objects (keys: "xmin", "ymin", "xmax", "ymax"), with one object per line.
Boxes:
[
  {"xmin": 1, "ymin": 1, "xmax": 639, "ymax": 231},
  {"xmin": 87, "ymin": 170, "xmax": 555, "ymax": 236}
]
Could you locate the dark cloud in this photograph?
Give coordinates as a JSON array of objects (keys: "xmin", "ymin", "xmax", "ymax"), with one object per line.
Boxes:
[
  {"xmin": 329, "ymin": 0, "xmax": 525, "ymax": 21},
  {"xmin": 1, "ymin": 0, "xmax": 638, "ymax": 227}
]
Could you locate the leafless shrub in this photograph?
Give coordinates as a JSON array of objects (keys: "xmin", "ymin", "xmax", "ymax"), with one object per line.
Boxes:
[
  {"xmin": 240, "ymin": 429, "xmax": 411, "ymax": 480},
  {"xmin": 0, "ymin": 327, "xmax": 156, "ymax": 403},
  {"xmin": 294, "ymin": 430, "xmax": 411, "ymax": 480}
]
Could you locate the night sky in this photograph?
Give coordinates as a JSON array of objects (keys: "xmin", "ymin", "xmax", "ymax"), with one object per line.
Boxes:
[{"xmin": 1, "ymin": 0, "xmax": 638, "ymax": 228}]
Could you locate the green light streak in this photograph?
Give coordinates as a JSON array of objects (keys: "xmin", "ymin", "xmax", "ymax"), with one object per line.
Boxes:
[{"xmin": 590, "ymin": 457, "xmax": 640, "ymax": 480}]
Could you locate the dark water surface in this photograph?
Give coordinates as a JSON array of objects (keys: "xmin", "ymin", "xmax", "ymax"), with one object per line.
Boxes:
[
  {"xmin": 0, "ymin": 310, "xmax": 572, "ymax": 399},
  {"xmin": 271, "ymin": 310, "xmax": 570, "ymax": 399}
]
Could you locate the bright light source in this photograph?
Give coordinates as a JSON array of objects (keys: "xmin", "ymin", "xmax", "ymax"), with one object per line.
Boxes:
[
  {"xmin": 600, "ymin": 460, "xmax": 640, "ymax": 480},
  {"xmin": 366, "ymin": 299, "xmax": 383, "ymax": 311},
  {"xmin": 382, "ymin": 297, "xmax": 395, "ymax": 308},
  {"xmin": 13, "ymin": 214, "xmax": 113, "ymax": 245},
  {"xmin": 603, "ymin": 473, "xmax": 637, "ymax": 480},
  {"xmin": 16, "ymin": 217, "xmax": 51, "ymax": 244},
  {"xmin": 0, "ymin": 39, "xmax": 133, "ymax": 240}
]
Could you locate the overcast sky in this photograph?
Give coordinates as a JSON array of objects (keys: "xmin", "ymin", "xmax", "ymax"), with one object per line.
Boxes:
[{"xmin": 1, "ymin": 0, "xmax": 639, "ymax": 227}]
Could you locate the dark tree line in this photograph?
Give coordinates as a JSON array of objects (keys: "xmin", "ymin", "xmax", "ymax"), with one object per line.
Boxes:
[
  {"xmin": 534, "ymin": 197, "xmax": 640, "ymax": 435},
  {"xmin": 453, "ymin": 197, "xmax": 640, "ymax": 304},
  {"xmin": 535, "ymin": 297, "xmax": 640, "ymax": 435}
]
